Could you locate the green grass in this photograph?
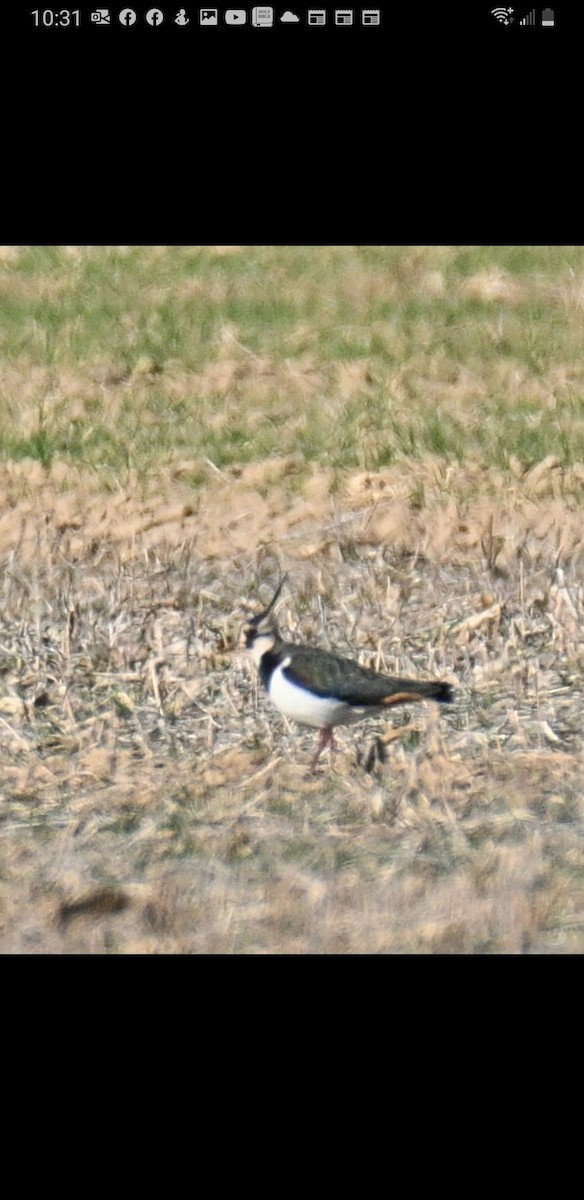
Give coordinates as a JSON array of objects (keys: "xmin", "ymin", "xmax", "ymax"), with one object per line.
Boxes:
[{"xmin": 2, "ymin": 245, "xmax": 584, "ymax": 476}]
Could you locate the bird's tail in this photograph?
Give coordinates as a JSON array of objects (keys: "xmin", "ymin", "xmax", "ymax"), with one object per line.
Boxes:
[
  {"xmin": 417, "ymin": 680, "xmax": 453, "ymax": 704},
  {"xmin": 382, "ymin": 680, "xmax": 453, "ymax": 707}
]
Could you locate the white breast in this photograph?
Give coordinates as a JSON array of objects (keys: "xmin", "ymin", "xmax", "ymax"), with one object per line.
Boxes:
[{"xmin": 268, "ymin": 657, "xmax": 365, "ymax": 729}]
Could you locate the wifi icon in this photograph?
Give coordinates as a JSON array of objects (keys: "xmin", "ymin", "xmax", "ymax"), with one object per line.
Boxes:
[{"xmin": 491, "ymin": 7, "xmax": 514, "ymax": 22}]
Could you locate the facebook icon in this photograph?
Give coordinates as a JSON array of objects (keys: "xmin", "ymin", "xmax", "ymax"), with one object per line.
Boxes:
[{"xmin": 146, "ymin": 7, "xmax": 164, "ymax": 23}]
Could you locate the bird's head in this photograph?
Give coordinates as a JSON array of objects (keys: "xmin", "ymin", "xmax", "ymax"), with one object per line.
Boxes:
[{"xmin": 243, "ymin": 576, "xmax": 287, "ymax": 665}]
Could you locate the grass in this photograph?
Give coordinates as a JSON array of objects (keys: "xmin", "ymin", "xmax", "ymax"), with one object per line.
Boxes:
[
  {"xmin": 2, "ymin": 244, "xmax": 584, "ymax": 953},
  {"xmin": 2, "ymin": 245, "xmax": 584, "ymax": 475},
  {"xmin": 0, "ymin": 537, "xmax": 583, "ymax": 955}
]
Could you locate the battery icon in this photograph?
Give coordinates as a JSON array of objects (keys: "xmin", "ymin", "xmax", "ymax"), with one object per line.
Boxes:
[{"xmin": 542, "ymin": 8, "xmax": 555, "ymax": 24}]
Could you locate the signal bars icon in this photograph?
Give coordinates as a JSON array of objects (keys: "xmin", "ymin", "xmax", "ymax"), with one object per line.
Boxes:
[
  {"xmin": 519, "ymin": 8, "xmax": 536, "ymax": 21},
  {"xmin": 491, "ymin": 7, "xmax": 514, "ymax": 21}
]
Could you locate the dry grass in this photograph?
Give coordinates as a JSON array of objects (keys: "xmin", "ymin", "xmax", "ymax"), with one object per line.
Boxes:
[{"xmin": 1, "ymin": 489, "xmax": 584, "ymax": 954}]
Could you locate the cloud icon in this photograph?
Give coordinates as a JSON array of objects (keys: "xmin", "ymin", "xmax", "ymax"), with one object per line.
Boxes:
[{"xmin": 280, "ymin": 10, "xmax": 299, "ymax": 20}]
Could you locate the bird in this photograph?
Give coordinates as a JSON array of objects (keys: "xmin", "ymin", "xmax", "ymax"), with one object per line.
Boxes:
[{"xmin": 243, "ymin": 578, "xmax": 453, "ymax": 772}]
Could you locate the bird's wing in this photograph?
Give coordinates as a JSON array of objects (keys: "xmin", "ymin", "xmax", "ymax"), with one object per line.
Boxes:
[{"xmin": 281, "ymin": 643, "xmax": 421, "ymax": 706}]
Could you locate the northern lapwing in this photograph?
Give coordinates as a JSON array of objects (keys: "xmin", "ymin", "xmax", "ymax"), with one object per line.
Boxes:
[{"xmin": 244, "ymin": 579, "xmax": 453, "ymax": 772}]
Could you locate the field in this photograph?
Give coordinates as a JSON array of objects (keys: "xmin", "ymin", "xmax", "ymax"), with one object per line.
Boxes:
[{"xmin": 1, "ymin": 244, "xmax": 584, "ymax": 953}]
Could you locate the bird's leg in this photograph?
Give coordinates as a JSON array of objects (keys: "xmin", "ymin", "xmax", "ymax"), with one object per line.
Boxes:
[{"xmin": 310, "ymin": 727, "xmax": 336, "ymax": 773}]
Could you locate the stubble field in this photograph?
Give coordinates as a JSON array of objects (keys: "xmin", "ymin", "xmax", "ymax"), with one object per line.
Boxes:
[{"xmin": 1, "ymin": 244, "xmax": 584, "ymax": 953}]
